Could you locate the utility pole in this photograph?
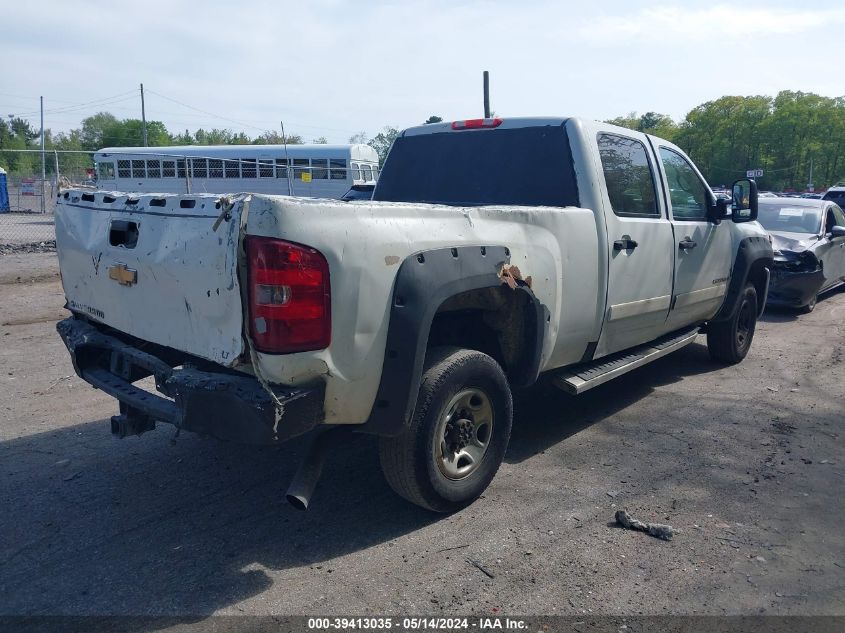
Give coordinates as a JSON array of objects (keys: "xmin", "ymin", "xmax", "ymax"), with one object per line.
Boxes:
[
  {"xmin": 483, "ymin": 71, "xmax": 490, "ymax": 118},
  {"xmin": 808, "ymin": 157, "xmax": 814, "ymax": 192},
  {"xmin": 281, "ymin": 121, "xmax": 293, "ymax": 196},
  {"xmin": 140, "ymin": 83, "xmax": 148, "ymax": 146},
  {"xmin": 40, "ymin": 95, "xmax": 46, "ymax": 214}
]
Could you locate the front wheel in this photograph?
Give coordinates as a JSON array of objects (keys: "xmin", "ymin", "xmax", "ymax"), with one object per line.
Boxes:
[
  {"xmin": 707, "ymin": 283, "xmax": 758, "ymax": 364},
  {"xmin": 799, "ymin": 294, "xmax": 817, "ymax": 314},
  {"xmin": 379, "ymin": 347, "xmax": 513, "ymax": 513}
]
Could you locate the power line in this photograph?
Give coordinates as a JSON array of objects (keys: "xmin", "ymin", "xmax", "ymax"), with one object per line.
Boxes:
[
  {"xmin": 10, "ymin": 90, "xmax": 139, "ymax": 118},
  {"xmin": 144, "ymin": 89, "xmax": 269, "ymax": 132},
  {"xmin": 144, "ymin": 89, "xmax": 357, "ymax": 136}
]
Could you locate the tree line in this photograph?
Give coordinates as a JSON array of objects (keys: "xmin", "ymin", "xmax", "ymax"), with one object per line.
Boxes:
[
  {"xmin": 2, "ymin": 93, "xmax": 843, "ymax": 191},
  {"xmin": 607, "ymin": 91, "xmax": 845, "ymax": 191}
]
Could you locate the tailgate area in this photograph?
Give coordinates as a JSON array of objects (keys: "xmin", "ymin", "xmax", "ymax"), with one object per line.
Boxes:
[{"xmin": 55, "ymin": 191, "xmax": 246, "ymax": 366}]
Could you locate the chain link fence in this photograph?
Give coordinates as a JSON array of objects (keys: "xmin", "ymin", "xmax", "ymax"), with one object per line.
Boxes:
[
  {"xmin": 0, "ymin": 148, "xmax": 377, "ymax": 250},
  {"xmin": 0, "ymin": 150, "xmax": 95, "ymax": 251}
]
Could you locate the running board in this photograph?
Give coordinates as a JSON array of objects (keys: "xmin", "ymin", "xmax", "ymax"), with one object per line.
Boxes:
[{"xmin": 552, "ymin": 327, "xmax": 700, "ymax": 395}]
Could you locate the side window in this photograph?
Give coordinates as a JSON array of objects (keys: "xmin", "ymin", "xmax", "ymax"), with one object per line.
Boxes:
[
  {"xmin": 117, "ymin": 159, "xmax": 130, "ymax": 178},
  {"xmin": 97, "ymin": 162, "xmax": 115, "ymax": 180},
  {"xmin": 329, "ymin": 158, "xmax": 347, "ymax": 180},
  {"xmin": 146, "ymin": 160, "xmax": 161, "ymax": 179},
  {"xmin": 131, "ymin": 159, "xmax": 146, "ymax": 179},
  {"xmin": 292, "ymin": 158, "xmax": 310, "ymax": 179},
  {"xmin": 258, "ymin": 159, "xmax": 274, "ymax": 178},
  {"xmin": 162, "ymin": 160, "xmax": 176, "ymax": 178},
  {"xmin": 176, "ymin": 159, "xmax": 186, "ymax": 179},
  {"xmin": 659, "ymin": 148, "xmax": 710, "ymax": 221},
  {"xmin": 351, "ymin": 162, "xmax": 361, "ymax": 180},
  {"xmin": 597, "ymin": 134, "xmax": 658, "ymax": 217},
  {"xmin": 275, "ymin": 158, "xmax": 289, "ymax": 178},
  {"xmin": 241, "ymin": 159, "xmax": 257, "ymax": 178},
  {"xmin": 311, "ymin": 158, "xmax": 328, "ymax": 179},
  {"xmin": 191, "ymin": 158, "xmax": 208, "ymax": 179},
  {"xmin": 224, "ymin": 158, "xmax": 240, "ymax": 178},
  {"xmin": 209, "ymin": 159, "xmax": 224, "ymax": 178},
  {"xmin": 832, "ymin": 205, "xmax": 845, "ymax": 228},
  {"xmin": 362, "ymin": 164, "xmax": 373, "ymax": 182}
]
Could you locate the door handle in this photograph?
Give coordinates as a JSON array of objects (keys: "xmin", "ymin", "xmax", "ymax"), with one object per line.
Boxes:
[
  {"xmin": 679, "ymin": 237, "xmax": 697, "ymax": 250},
  {"xmin": 613, "ymin": 238, "xmax": 639, "ymax": 251}
]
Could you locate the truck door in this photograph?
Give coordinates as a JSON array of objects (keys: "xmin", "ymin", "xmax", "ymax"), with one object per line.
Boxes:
[
  {"xmin": 595, "ymin": 131, "xmax": 675, "ymax": 354},
  {"xmin": 652, "ymin": 142, "xmax": 732, "ymax": 330}
]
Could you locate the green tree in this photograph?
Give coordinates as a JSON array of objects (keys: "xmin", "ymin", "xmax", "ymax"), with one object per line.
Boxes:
[
  {"xmin": 606, "ymin": 111, "xmax": 678, "ymax": 141},
  {"xmin": 79, "ymin": 113, "xmax": 171, "ymax": 149},
  {"xmin": 368, "ymin": 126, "xmax": 399, "ymax": 163},
  {"xmin": 424, "ymin": 115, "xmax": 443, "ymax": 124},
  {"xmin": 312, "ymin": 136, "xmax": 328, "ymax": 144},
  {"xmin": 172, "ymin": 129, "xmax": 195, "ymax": 145},
  {"xmin": 9, "ymin": 117, "xmax": 38, "ymax": 143},
  {"xmin": 253, "ymin": 131, "xmax": 302, "ymax": 145}
]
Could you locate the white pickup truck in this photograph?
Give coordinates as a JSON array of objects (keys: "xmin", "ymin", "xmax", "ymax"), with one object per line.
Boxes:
[{"xmin": 55, "ymin": 117, "xmax": 773, "ymax": 512}]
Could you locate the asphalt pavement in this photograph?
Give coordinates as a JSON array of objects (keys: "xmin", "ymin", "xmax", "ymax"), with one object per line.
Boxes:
[{"xmin": 1, "ymin": 254, "xmax": 843, "ymax": 618}]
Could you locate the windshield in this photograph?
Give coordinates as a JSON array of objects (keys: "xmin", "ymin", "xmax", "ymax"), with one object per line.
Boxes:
[
  {"xmin": 757, "ymin": 203, "xmax": 822, "ymax": 234},
  {"xmin": 823, "ymin": 190, "xmax": 845, "ymax": 205},
  {"xmin": 373, "ymin": 125, "xmax": 579, "ymax": 207}
]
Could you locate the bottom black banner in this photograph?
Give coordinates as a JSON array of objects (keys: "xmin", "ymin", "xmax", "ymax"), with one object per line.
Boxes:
[{"xmin": 0, "ymin": 616, "xmax": 842, "ymax": 633}]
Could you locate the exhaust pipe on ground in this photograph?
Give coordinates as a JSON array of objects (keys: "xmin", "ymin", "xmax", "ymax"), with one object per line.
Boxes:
[{"xmin": 285, "ymin": 427, "xmax": 350, "ymax": 511}]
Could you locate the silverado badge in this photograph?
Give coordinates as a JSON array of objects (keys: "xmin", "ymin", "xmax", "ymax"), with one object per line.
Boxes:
[{"xmin": 108, "ymin": 263, "xmax": 138, "ymax": 286}]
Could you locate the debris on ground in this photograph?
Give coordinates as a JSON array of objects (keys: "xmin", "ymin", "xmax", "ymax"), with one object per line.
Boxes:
[
  {"xmin": 435, "ymin": 544, "xmax": 470, "ymax": 553},
  {"xmin": 615, "ymin": 509, "xmax": 674, "ymax": 541},
  {"xmin": 0, "ymin": 240, "xmax": 57, "ymax": 255},
  {"xmin": 466, "ymin": 558, "xmax": 495, "ymax": 579}
]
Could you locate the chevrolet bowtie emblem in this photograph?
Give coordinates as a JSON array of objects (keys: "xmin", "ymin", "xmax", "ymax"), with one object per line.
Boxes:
[{"xmin": 108, "ymin": 263, "xmax": 138, "ymax": 286}]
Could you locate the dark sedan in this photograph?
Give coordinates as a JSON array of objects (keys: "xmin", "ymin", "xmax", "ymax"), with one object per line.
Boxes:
[
  {"xmin": 758, "ymin": 197, "xmax": 845, "ymax": 312},
  {"xmin": 341, "ymin": 184, "xmax": 375, "ymax": 201}
]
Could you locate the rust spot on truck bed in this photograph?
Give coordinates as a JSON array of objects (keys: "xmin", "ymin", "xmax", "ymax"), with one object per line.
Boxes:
[{"xmin": 499, "ymin": 264, "xmax": 532, "ymax": 289}]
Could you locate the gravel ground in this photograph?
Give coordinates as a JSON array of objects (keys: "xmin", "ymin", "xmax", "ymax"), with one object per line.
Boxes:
[
  {"xmin": 0, "ymin": 213, "xmax": 56, "ymax": 245},
  {"xmin": 0, "ymin": 253, "xmax": 843, "ymax": 618}
]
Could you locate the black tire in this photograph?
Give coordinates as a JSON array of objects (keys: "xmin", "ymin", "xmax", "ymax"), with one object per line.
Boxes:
[
  {"xmin": 378, "ymin": 347, "xmax": 513, "ymax": 513},
  {"xmin": 799, "ymin": 294, "xmax": 817, "ymax": 314},
  {"xmin": 707, "ymin": 283, "xmax": 758, "ymax": 364}
]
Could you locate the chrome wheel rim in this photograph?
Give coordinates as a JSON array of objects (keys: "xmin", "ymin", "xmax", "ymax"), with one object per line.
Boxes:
[{"xmin": 433, "ymin": 388, "xmax": 494, "ymax": 480}]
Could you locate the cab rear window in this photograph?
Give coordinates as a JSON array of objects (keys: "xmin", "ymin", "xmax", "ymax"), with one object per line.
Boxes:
[{"xmin": 373, "ymin": 125, "xmax": 579, "ymax": 207}]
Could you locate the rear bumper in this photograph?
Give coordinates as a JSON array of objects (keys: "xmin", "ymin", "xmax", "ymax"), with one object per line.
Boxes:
[{"xmin": 56, "ymin": 317, "xmax": 324, "ymax": 444}]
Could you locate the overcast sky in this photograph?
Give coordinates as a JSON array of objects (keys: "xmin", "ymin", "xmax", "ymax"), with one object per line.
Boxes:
[{"xmin": 3, "ymin": 0, "xmax": 844, "ymax": 144}]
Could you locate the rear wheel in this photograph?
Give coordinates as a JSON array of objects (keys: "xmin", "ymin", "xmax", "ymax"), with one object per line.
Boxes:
[
  {"xmin": 707, "ymin": 283, "xmax": 758, "ymax": 364},
  {"xmin": 379, "ymin": 347, "xmax": 513, "ymax": 513}
]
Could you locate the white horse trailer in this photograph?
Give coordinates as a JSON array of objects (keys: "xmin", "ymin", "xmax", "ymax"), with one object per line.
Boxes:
[{"xmin": 93, "ymin": 144, "xmax": 380, "ymax": 198}]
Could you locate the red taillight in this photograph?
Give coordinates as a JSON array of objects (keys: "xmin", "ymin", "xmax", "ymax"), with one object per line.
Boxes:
[
  {"xmin": 246, "ymin": 236, "xmax": 331, "ymax": 354},
  {"xmin": 451, "ymin": 118, "xmax": 503, "ymax": 130}
]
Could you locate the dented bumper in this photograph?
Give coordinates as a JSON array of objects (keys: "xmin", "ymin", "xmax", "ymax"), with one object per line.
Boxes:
[
  {"xmin": 56, "ymin": 317, "xmax": 324, "ymax": 444},
  {"xmin": 766, "ymin": 266, "xmax": 824, "ymax": 308}
]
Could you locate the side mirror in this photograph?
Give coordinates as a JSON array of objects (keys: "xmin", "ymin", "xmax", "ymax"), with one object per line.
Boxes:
[
  {"xmin": 831, "ymin": 225, "xmax": 845, "ymax": 238},
  {"xmin": 707, "ymin": 198, "xmax": 727, "ymax": 225},
  {"xmin": 731, "ymin": 178, "xmax": 758, "ymax": 223}
]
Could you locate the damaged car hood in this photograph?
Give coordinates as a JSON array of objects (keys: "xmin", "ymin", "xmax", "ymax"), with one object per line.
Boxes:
[{"xmin": 770, "ymin": 231, "xmax": 818, "ymax": 255}]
